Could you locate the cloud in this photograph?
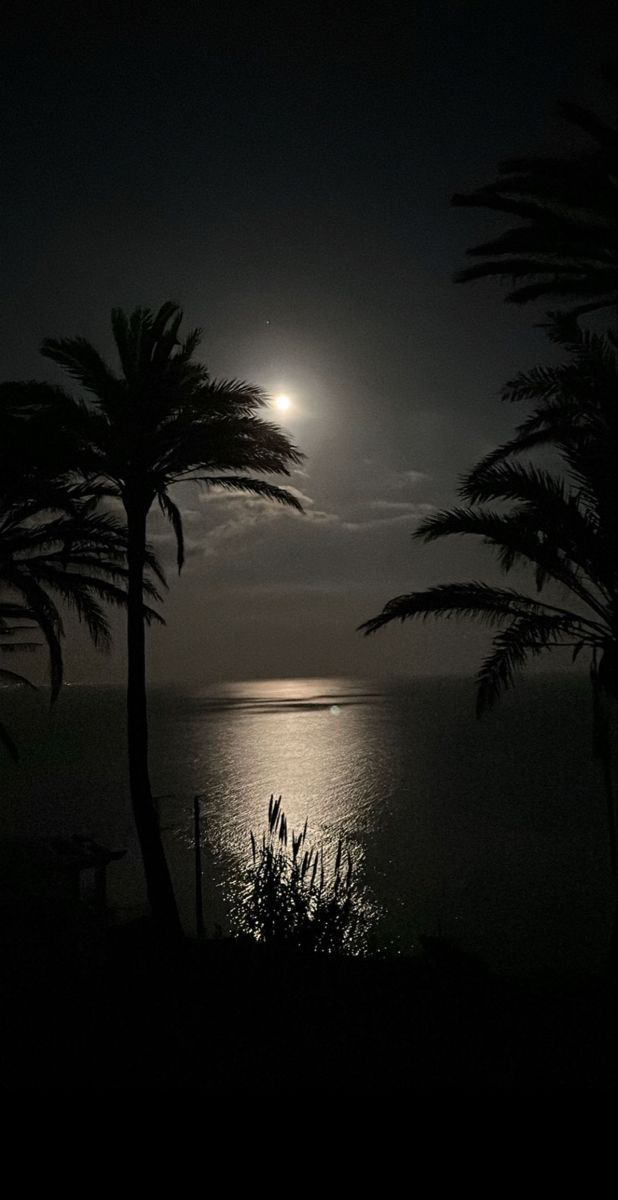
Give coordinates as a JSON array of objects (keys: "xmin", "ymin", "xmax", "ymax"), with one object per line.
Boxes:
[
  {"xmin": 198, "ymin": 483, "xmax": 334, "ymax": 517},
  {"xmin": 157, "ymin": 475, "xmax": 437, "ymax": 561},
  {"xmin": 143, "ymin": 469, "xmax": 437, "ymax": 579},
  {"xmin": 389, "ymin": 468, "xmax": 430, "ymax": 488},
  {"xmin": 341, "ymin": 502, "xmax": 434, "ymax": 532},
  {"xmin": 367, "ymin": 499, "xmax": 424, "ymax": 512},
  {"xmin": 190, "ymin": 484, "xmax": 337, "ymax": 559}
]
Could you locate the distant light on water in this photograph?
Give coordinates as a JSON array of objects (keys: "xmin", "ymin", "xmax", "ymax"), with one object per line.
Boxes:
[{"xmin": 1, "ymin": 675, "xmax": 606, "ymax": 973}]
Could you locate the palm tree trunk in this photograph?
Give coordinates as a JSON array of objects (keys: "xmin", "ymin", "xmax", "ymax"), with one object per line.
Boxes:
[
  {"xmin": 601, "ymin": 739, "xmax": 618, "ymax": 986},
  {"xmin": 125, "ymin": 498, "xmax": 181, "ymax": 939},
  {"xmin": 606, "ymin": 702, "xmax": 618, "ymax": 987},
  {"xmin": 592, "ymin": 658, "xmax": 618, "ymax": 983}
]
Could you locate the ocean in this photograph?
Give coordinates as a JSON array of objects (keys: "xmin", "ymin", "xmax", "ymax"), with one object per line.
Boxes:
[{"xmin": 0, "ymin": 674, "xmax": 613, "ymax": 976}]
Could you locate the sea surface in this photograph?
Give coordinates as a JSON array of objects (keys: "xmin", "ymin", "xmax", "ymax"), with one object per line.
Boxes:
[{"xmin": 0, "ymin": 674, "xmax": 613, "ymax": 976}]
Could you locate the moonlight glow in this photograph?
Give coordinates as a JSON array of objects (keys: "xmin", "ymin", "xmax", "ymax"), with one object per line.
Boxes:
[{"xmin": 274, "ymin": 394, "xmax": 291, "ymax": 412}]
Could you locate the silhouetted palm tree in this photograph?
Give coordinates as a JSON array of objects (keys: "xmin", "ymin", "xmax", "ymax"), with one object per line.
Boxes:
[
  {"xmin": 361, "ymin": 326, "xmax": 618, "ymax": 944},
  {"xmin": 35, "ymin": 302, "xmax": 304, "ymax": 935},
  {"xmin": 452, "ymin": 66, "xmax": 618, "ymax": 317},
  {"xmin": 0, "ymin": 477, "xmax": 161, "ymax": 758}
]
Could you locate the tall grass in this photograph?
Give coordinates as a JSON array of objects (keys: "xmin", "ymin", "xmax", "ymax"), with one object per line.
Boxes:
[{"xmin": 235, "ymin": 795, "xmax": 369, "ymax": 954}]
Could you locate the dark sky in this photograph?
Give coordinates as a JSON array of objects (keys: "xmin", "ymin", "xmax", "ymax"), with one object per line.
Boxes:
[{"xmin": 2, "ymin": 2, "xmax": 616, "ymax": 684}]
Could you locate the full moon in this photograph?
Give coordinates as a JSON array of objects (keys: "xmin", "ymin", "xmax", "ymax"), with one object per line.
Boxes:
[{"xmin": 274, "ymin": 394, "xmax": 291, "ymax": 412}]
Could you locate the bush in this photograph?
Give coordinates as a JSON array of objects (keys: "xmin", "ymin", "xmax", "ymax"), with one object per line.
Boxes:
[{"xmin": 234, "ymin": 795, "xmax": 369, "ymax": 954}]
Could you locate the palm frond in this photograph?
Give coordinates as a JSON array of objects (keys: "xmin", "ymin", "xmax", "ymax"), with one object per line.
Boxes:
[
  {"xmin": 415, "ymin": 502, "xmax": 605, "ymax": 609},
  {"xmin": 476, "ymin": 613, "xmax": 582, "ymax": 714},
  {"xmin": 459, "ymin": 459, "xmax": 567, "ymax": 508},
  {"xmin": 157, "ymin": 490, "xmax": 185, "ymax": 572},
  {"xmin": 40, "ymin": 337, "xmax": 120, "ymax": 400},
  {"xmin": 19, "ymin": 567, "xmax": 110, "ymax": 648},
  {"xmin": 198, "ymin": 377, "xmax": 268, "ymax": 414},
  {"xmin": 165, "ymin": 415, "xmax": 304, "ymax": 478},
  {"xmin": 178, "ymin": 328, "xmax": 203, "ymax": 362},
  {"xmin": 359, "ymin": 581, "xmax": 603, "ymax": 638},
  {"xmin": 194, "ymin": 476, "xmax": 304, "ymax": 512},
  {"xmin": 451, "ymin": 74, "xmax": 618, "ymax": 314}
]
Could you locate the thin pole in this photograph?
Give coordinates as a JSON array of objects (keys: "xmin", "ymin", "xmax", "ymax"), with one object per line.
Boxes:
[{"xmin": 194, "ymin": 796, "xmax": 205, "ymax": 941}]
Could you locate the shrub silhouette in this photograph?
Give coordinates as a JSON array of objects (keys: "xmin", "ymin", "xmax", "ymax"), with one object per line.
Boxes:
[{"xmin": 235, "ymin": 795, "xmax": 368, "ymax": 954}]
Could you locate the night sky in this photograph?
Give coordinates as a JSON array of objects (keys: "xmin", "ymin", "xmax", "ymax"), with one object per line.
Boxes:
[{"xmin": 2, "ymin": 2, "xmax": 615, "ymax": 684}]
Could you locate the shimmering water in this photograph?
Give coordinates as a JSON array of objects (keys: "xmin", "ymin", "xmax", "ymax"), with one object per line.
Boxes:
[{"xmin": 0, "ymin": 675, "xmax": 613, "ymax": 975}]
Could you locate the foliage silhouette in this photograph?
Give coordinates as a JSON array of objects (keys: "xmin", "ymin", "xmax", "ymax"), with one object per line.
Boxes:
[
  {"xmin": 4, "ymin": 303, "xmax": 304, "ymax": 935},
  {"xmin": 233, "ymin": 794, "xmax": 368, "ymax": 954},
  {"xmin": 360, "ymin": 323, "xmax": 618, "ymax": 956},
  {"xmin": 0, "ymin": 411, "xmax": 161, "ymax": 758},
  {"xmin": 452, "ymin": 65, "xmax": 618, "ymax": 317}
]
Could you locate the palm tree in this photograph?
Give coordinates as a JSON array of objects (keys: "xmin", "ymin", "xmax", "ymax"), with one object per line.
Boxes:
[
  {"xmin": 360, "ymin": 325, "xmax": 618, "ymax": 961},
  {"xmin": 30, "ymin": 302, "xmax": 304, "ymax": 936},
  {"xmin": 452, "ymin": 66, "xmax": 618, "ymax": 317},
  {"xmin": 0, "ymin": 475, "xmax": 162, "ymax": 759}
]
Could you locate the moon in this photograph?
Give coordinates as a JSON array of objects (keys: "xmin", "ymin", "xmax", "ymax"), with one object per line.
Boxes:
[{"xmin": 274, "ymin": 394, "xmax": 291, "ymax": 412}]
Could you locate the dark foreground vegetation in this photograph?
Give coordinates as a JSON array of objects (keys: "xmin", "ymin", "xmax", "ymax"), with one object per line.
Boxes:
[{"xmin": 1, "ymin": 913, "xmax": 615, "ymax": 1092}]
